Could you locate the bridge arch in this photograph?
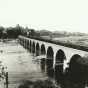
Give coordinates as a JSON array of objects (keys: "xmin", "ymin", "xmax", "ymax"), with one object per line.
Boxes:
[
  {"xmin": 40, "ymin": 44, "xmax": 46, "ymax": 72},
  {"xmin": 25, "ymin": 39, "xmax": 27, "ymax": 49},
  {"xmin": 29, "ymin": 40, "xmax": 32, "ymax": 52},
  {"xmin": 46, "ymin": 46, "xmax": 54, "ymax": 78},
  {"xmin": 41, "ymin": 44, "xmax": 46, "ymax": 55},
  {"xmin": 27, "ymin": 40, "xmax": 29, "ymax": 49},
  {"xmin": 36, "ymin": 43, "xmax": 40, "ymax": 56},
  {"xmin": 68, "ymin": 54, "xmax": 84, "ymax": 82},
  {"xmin": 32, "ymin": 41, "xmax": 35, "ymax": 54},
  {"xmin": 24, "ymin": 39, "xmax": 26, "ymax": 48},
  {"xmin": 47, "ymin": 46, "xmax": 54, "ymax": 59},
  {"xmin": 55, "ymin": 49, "xmax": 66, "ymax": 83}
]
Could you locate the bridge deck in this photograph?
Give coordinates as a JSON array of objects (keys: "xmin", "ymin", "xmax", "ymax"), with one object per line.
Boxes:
[{"xmin": 27, "ymin": 36, "xmax": 88, "ymax": 52}]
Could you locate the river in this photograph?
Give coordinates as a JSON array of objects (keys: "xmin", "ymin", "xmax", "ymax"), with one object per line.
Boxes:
[{"xmin": 0, "ymin": 40, "xmax": 48, "ymax": 88}]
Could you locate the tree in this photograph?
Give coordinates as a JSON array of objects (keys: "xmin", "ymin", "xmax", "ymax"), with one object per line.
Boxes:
[{"xmin": 0, "ymin": 26, "xmax": 5, "ymax": 38}]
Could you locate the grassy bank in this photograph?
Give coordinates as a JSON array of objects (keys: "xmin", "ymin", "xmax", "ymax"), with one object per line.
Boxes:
[{"xmin": 18, "ymin": 79, "xmax": 59, "ymax": 88}]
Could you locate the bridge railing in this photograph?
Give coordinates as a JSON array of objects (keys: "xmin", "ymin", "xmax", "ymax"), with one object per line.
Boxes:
[{"xmin": 19, "ymin": 35, "xmax": 88, "ymax": 52}]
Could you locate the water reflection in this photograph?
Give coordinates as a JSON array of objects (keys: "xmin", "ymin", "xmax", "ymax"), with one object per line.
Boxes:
[
  {"xmin": 40, "ymin": 58, "xmax": 46, "ymax": 72},
  {"xmin": 39, "ymin": 57, "xmax": 88, "ymax": 88},
  {"xmin": 46, "ymin": 59, "xmax": 54, "ymax": 78}
]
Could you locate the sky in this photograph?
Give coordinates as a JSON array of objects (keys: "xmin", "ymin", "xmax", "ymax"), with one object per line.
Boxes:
[{"xmin": 0, "ymin": 0, "xmax": 88, "ymax": 33}]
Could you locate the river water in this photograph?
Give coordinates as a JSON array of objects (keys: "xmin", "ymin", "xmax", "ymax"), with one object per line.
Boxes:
[{"xmin": 0, "ymin": 40, "xmax": 48, "ymax": 88}]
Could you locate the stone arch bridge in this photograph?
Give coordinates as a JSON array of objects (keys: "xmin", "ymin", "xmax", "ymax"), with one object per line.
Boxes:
[{"xmin": 18, "ymin": 35, "xmax": 88, "ymax": 83}]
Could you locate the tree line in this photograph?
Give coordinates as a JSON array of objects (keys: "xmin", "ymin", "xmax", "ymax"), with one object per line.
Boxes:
[
  {"xmin": 0, "ymin": 24, "xmax": 87, "ymax": 39},
  {"xmin": 0, "ymin": 24, "xmax": 40, "ymax": 39}
]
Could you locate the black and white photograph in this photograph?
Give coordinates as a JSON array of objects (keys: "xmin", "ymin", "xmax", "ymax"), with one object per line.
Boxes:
[{"xmin": 0, "ymin": 0, "xmax": 88, "ymax": 88}]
